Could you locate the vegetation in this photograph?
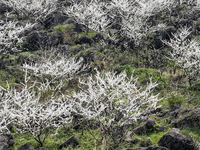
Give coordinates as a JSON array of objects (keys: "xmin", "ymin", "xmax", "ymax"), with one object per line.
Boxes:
[{"xmin": 1, "ymin": 0, "xmax": 200, "ymax": 149}]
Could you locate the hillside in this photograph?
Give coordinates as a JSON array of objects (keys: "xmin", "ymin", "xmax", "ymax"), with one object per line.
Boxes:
[{"xmin": 1, "ymin": 0, "xmax": 200, "ymax": 149}]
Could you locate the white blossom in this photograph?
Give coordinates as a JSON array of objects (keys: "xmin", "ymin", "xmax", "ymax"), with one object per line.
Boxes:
[
  {"xmin": 22, "ymin": 50, "xmax": 89, "ymax": 82},
  {"xmin": 163, "ymin": 26, "xmax": 200, "ymax": 82},
  {"xmin": 0, "ymin": 69, "xmax": 74, "ymax": 146},
  {"xmin": 0, "ymin": 21, "xmax": 35, "ymax": 54},
  {"xmin": 2, "ymin": 0, "xmax": 57, "ymax": 20},
  {"xmin": 72, "ymin": 69, "xmax": 160, "ymax": 127}
]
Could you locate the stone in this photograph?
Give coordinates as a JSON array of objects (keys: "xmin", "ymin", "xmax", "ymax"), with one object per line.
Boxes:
[
  {"xmin": 0, "ymin": 133, "xmax": 14, "ymax": 150},
  {"xmin": 157, "ymin": 126, "xmax": 167, "ymax": 132},
  {"xmin": 77, "ymin": 36, "xmax": 93, "ymax": 45},
  {"xmin": 59, "ymin": 135, "xmax": 79, "ymax": 149},
  {"xmin": 133, "ymin": 118, "xmax": 155, "ymax": 135},
  {"xmin": 58, "ymin": 45, "xmax": 70, "ymax": 54},
  {"xmin": 91, "ymin": 33, "xmax": 104, "ymax": 42},
  {"xmin": 48, "ymin": 31, "xmax": 63, "ymax": 46},
  {"xmin": 158, "ymin": 128, "xmax": 195, "ymax": 150},
  {"xmin": 16, "ymin": 142, "xmax": 34, "ymax": 150},
  {"xmin": 0, "ymin": 0, "xmax": 11, "ymax": 14},
  {"xmin": 37, "ymin": 147, "xmax": 45, "ymax": 150},
  {"xmin": 125, "ymin": 146, "xmax": 170, "ymax": 150},
  {"xmin": 42, "ymin": 10, "xmax": 69, "ymax": 29},
  {"xmin": 26, "ymin": 31, "xmax": 48, "ymax": 51}
]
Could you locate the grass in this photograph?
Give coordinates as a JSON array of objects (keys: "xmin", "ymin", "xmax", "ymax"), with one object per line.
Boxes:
[
  {"xmin": 74, "ymin": 48, "xmax": 93, "ymax": 57},
  {"xmin": 78, "ymin": 31, "xmax": 98, "ymax": 39},
  {"xmin": 12, "ymin": 128, "xmax": 103, "ymax": 150},
  {"xmin": 54, "ymin": 24, "xmax": 73, "ymax": 33}
]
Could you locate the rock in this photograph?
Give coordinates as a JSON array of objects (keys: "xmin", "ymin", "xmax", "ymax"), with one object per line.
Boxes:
[
  {"xmin": 58, "ymin": 45, "xmax": 70, "ymax": 54},
  {"xmin": 77, "ymin": 36, "xmax": 93, "ymax": 45},
  {"xmin": 48, "ymin": 31, "xmax": 63, "ymax": 46},
  {"xmin": 74, "ymin": 23, "xmax": 87, "ymax": 33},
  {"xmin": 164, "ymin": 26, "xmax": 177, "ymax": 40},
  {"xmin": 158, "ymin": 128, "xmax": 195, "ymax": 150},
  {"xmin": 37, "ymin": 147, "xmax": 45, "ymax": 150},
  {"xmin": 16, "ymin": 142, "xmax": 34, "ymax": 150},
  {"xmin": 41, "ymin": 10, "xmax": 69, "ymax": 29},
  {"xmin": 169, "ymin": 107, "xmax": 194, "ymax": 128},
  {"xmin": 179, "ymin": 19, "xmax": 193, "ymax": 27},
  {"xmin": 108, "ymin": 29, "xmax": 118, "ymax": 37},
  {"xmin": 140, "ymin": 137, "xmax": 152, "ymax": 147},
  {"xmin": 0, "ymin": 58, "xmax": 10, "ymax": 69},
  {"xmin": 91, "ymin": 33, "xmax": 104, "ymax": 42},
  {"xmin": 0, "ymin": 133, "xmax": 14, "ymax": 150},
  {"xmin": 125, "ymin": 146, "xmax": 170, "ymax": 150},
  {"xmin": 0, "ymin": 0, "xmax": 11, "ymax": 14},
  {"xmin": 133, "ymin": 118, "xmax": 155, "ymax": 135},
  {"xmin": 157, "ymin": 126, "xmax": 167, "ymax": 132},
  {"xmin": 59, "ymin": 135, "xmax": 79, "ymax": 149},
  {"xmin": 150, "ymin": 107, "xmax": 162, "ymax": 114},
  {"xmin": 26, "ymin": 31, "xmax": 48, "ymax": 51},
  {"xmin": 154, "ymin": 31, "xmax": 164, "ymax": 49}
]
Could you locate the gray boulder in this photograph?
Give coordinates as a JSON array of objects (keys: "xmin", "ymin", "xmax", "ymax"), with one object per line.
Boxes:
[
  {"xmin": 0, "ymin": 0, "xmax": 11, "ymax": 14},
  {"xmin": 133, "ymin": 118, "xmax": 155, "ymax": 135},
  {"xmin": 125, "ymin": 146, "xmax": 169, "ymax": 150},
  {"xmin": 15, "ymin": 142, "xmax": 34, "ymax": 150},
  {"xmin": 125, "ymin": 146, "xmax": 170, "ymax": 150},
  {"xmin": 0, "ymin": 133, "xmax": 14, "ymax": 150},
  {"xmin": 26, "ymin": 31, "xmax": 48, "ymax": 51},
  {"xmin": 59, "ymin": 135, "xmax": 79, "ymax": 149},
  {"xmin": 36, "ymin": 147, "xmax": 45, "ymax": 150},
  {"xmin": 158, "ymin": 128, "xmax": 195, "ymax": 150},
  {"xmin": 48, "ymin": 31, "xmax": 63, "ymax": 46},
  {"xmin": 42, "ymin": 10, "xmax": 69, "ymax": 29}
]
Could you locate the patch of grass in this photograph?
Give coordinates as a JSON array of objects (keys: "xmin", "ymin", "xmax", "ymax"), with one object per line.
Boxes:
[
  {"xmin": 166, "ymin": 92, "xmax": 185, "ymax": 108},
  {"xmin": 78, "ymin": 31, "xmax": 98, "ymax": 38},
  {"xmin": 74, "ymin": 48, "xmax": 92, "ymax": 57},
  {"xmin": 12, "ymin": 127, "xmax": 103, "ymax": 150},
  {"xmin": 54, "ymin": 24, "xmax": 73, "ymax": 33},
  {"xmin": 54, "ymin": 25, "xmax": 64, "ymax": 33},
  {"xmin": 71, "ymin": 45, "xmax": 81, "ymax": 50},
  {"xmin": 94, "ymin": 51, "xmax": 104, "ymax": 56},
  {"xmin": 11, "ymin": 133, "xmax": 39, "ymax": 150}
]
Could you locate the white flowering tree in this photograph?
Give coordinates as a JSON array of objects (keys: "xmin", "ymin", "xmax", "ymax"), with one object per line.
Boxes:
[
  {"xmin": 2, "ymin": 0, "xmax": 57, "ymax": 20},
  {"xmin": 0, "ymin": 21, "xmax": 35, "ymax": 54},
  {"xmin": 67, "ymin": 0, "xmax": 175, "ymax": 45},
  {"xmin": 0, "ymin": 69, "xmax": 75, "ymax": 147},
  {"xmin": 0, "ymin": 50, "xmax": 90, "ymax": 146},
  {"xmin": 163, "ymin": 26, "xmax": 200, "ymax": 85},
  {"xmin": 22, "ymin": 50, "xmax": 89, "ymax": 84},
  {"xmin": 72, "ymin": 69, "xmax": 160, "ymax": 144}
]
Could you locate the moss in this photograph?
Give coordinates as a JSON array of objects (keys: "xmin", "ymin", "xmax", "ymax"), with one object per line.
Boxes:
[
  {"xmin": 71, "ymin": 45, "xmax": 81, "ymax": 50},
  {"xmin": 94, "ymin": 51, "xmax": 104, "ymax": 56},
  {"xmin": 12, "ymin": 127, "xmax": 102, "ymax": 150},
  {"xmin": 166, "ymin": 93, "xmax": 185, "ymax": 108},
  {"xmin": 78, "ymin": 31, "xmax": 98, "ymax": 38},
  {"xmin": 64, "ymin": 24, "xmax": 73, "ymax": 30},
  {"xmin": 74, "ymin": 48, "xmax": 92, "ymax": 57}
]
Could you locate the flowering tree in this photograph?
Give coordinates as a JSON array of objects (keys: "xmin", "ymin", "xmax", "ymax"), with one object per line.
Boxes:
[
  {"xmin": 2, "ymin": 0, "xmax": 57, "ymax": 20},
  {"xmin": 0, "ymin": 21, "xmax": 35, "ymax": 54},
  {"xmin": 22, "ymin": 49, "xmax": 89, "ymax": 83},
  {"xmin": 163, "ymin": 26, "xmax": 200, "ymax": 85},
  {"xmin": 72, "ymin": 69, "xmax": 160, "ymax": 144},
  {"xmin": 0, "ymin": 50, "xmax": 90, "ymax": 146},
  {"xmin": 0, "ymin": 69, "xmax": 75, "ymax": 147},
  {"xmin": 67, "ymin": 0, "xmax": 175, "ymax": 45}
]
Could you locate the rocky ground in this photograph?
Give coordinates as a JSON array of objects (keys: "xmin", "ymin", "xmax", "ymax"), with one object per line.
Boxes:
[{"xmin": 1, "ymin": 0, "xmax": 200, "ymax": 149}]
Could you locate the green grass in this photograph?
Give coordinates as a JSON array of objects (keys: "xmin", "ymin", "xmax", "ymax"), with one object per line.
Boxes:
[
  {"xmin": 12, "ymin": 128, "xmax": 103, "ymax": 150},
  {"xmin": 78, "ymin": 31, "xmax": 98, "ymax": 38},
  {"xmin": 54, "ymin": 24, "xmax": 73, "ymax": 33},
  {"xmin": 74, "ymin": 48, "xmax": 93, "ymax": 57}
]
